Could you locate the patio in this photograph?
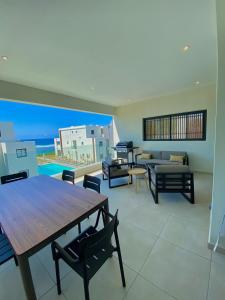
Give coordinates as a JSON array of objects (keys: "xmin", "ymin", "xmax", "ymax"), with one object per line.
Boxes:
[{"xmin": 0, "ymin": 172, "xmax": 224, "ymax": 300}]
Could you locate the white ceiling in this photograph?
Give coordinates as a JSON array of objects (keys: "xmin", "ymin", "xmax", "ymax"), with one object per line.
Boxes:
[{"xmin": 0, "ymin": 0, "xmax": 217, "ymax": 107}]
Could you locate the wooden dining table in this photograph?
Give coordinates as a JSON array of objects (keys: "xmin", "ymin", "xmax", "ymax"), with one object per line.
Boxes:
[{"xmin": 0, "ymin": 175, "xmax": 109, "ymax": 300}]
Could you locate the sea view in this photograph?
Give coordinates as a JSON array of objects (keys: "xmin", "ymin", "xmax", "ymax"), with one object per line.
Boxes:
[{"xmin": 22, "ymin": 138, "xmax": 55, "ymax": 155}]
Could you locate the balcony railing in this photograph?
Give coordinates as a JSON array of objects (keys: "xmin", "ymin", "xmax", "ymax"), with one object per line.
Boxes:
[{"xmin": 37, "ymin": 144, "xmax": 113, "ymax": 168}]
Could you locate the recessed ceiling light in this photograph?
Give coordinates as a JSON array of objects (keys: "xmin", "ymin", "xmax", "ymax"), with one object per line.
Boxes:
[
  {"xmin": 182, "ymin": 45, "xmax": 191, "ymax": 53},
  {"xmin": 1, "ymin": 55, "xmax": 8, "ymax": 61},
  {"xmin": 195, "ymin": 81, "xmax": 200, "ymax": 85},
  {"xmin": 90, "ymin": 86, "xmax": 95, "ymax": 91}
]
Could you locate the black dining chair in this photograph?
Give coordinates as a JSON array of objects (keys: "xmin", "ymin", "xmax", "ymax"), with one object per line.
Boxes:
[
  {"xmin": 83, "ymin": 174, "xmax": 101, "ymax": 193},
  {"xmin": 62, "ymin": 170, "xmax": 75, "ymax": 184},
  {"xmin": 78, "ymin": 175, "xmax": 101, "ymax": 234},
  {"xmin": 0, "ymin": 231, "xmax": 18, "ymax": 267},
  {"xmin": 1, "ymin": 171, "xmax": 28, "ymax": 185},
  {"xmin": 51, "ymin": 208, "xmax": 126, "ymax": 300}
]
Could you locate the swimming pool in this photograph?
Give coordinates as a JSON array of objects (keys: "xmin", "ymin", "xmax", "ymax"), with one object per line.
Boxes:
[{"xmin": 38, "ymin": 163, "xmax": 74, "ymax": 176}]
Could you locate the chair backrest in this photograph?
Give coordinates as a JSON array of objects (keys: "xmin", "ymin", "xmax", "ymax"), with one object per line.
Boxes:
[
  {"xmin": 1, "ymin": 171, "xmax": 28, "ymax": 185},
  {"xmin": 62, "ymin": 170, "xmax": 75, "ymax": 184},
  {"xmin": 83, "ymin": 174, "xmax": 101, "ymax": 193},
  {"xmin": 79, "ymin": 210, "xmax": 118, "ymax": 260}
]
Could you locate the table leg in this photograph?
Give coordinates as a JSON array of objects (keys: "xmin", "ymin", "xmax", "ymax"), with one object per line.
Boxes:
[
  {"xmin": 103, "ymin": 198, "xmax": 113, "ymax": 257},
  {"xmin": 103, "ymin": 199, "xmax": 110, "ymax": 225},
  {"xmin": 17, "ymin": 255, "xmax": 37, "ymax": 300}
]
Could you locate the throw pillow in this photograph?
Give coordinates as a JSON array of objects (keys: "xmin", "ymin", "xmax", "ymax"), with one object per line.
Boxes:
[
  {"xmin": 170, "ymin": 155, "xmax": 184, "ymax": 163},
  {"xmin": 140, "ymin": 153, "xmax": 151, "ymax": 160}
]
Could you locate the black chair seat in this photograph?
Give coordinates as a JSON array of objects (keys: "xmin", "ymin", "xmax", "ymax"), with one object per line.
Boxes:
[
  {"xmin": 0, "ymin": 233, "xmax": 15, "ymax": 265},
  {"xmin": 64, "ymin": 226, "xmax": 114, "ymax": 280},
  {"xmin": 78, "ymin": 175, "xmax": 101, "ymax": 234}
]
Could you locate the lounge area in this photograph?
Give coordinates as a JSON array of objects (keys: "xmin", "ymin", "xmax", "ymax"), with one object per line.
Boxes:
[{"xmin": 1, "ymin": 1, "xmax": 225, "ymax": 300}]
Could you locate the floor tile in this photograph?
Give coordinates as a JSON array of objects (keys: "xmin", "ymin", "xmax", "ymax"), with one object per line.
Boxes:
[
  {"xmin": 0, "ymin": 263, "xmax": 26, "ymax": 300},
  {"xmin": 0, "ymin": 256, "xmax": 54, "ymax": 299},
  {"xmin": 140, "ymin": 239, "xmax": 210, "ymax": 300},
  {"xmin": 39, "ymin": 287, "xmax": 67, "ymax": 300},
  {"xmin": 211, "ymin": 250, "xmax": 225, "ymax": 267},
  {"xmin": 160, "ymin": 215, "xmax": 211, "ymax": 259},
  {"xmin": 37, "ymin": 245, "xmax": 72, "ymax": 283},
  {"xmin": 208, "ymin": 261, "xmax": 225, "ymax": 300},
  {"xmin": 30, "ymin": 256, "xmax": 55, "ymax": 298},
  {"xmin": 62, "ymin": 257, "xmax": 137, "ymax": 300},
  {"xmin": 125, "ymin": 275, "xmax": 176, "ymax": 300},
  {"xmin": 124, "ymin": 203, "xmax": 171, "ymax": 236},
  {"xmin": 117, "ymin": 221, "xmax": 157, "ymax": 272},
  {"xmin": 170, "ymin": 203, "xmax": 210, "ymax": 226}
]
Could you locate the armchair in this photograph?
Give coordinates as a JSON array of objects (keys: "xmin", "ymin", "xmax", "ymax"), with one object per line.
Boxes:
[
  {"xmin": 147, "ymin": 164, "xmax": 194, "ymax": 204},
  {"xmin": 102, "ymin": 159, "xmax": 133, "ymax": 188}
]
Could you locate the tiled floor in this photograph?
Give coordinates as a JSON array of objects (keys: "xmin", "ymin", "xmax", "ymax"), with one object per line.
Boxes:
[{"xmin": 1, "ymin": 172, "xmax": 225, "ymax": 300}]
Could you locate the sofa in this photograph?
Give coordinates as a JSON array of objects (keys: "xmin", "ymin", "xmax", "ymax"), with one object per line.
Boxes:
[
  {"xmin": 148, "ymin": 164, "xmax": 194, "ymax": 204},
  {"xmin": 135, "ymin": 150, "xmax": 188, "ymax": 167}
]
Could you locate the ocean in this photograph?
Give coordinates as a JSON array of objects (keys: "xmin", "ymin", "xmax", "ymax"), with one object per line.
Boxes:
[{"xmin": 22, "ymin": 138, "xmax": 55, "ymax": 155}]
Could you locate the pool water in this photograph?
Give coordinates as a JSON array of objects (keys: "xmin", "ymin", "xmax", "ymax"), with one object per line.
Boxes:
[{"xmin": 38, "ymin": 163, "xmax": 74, "ymax": 176}]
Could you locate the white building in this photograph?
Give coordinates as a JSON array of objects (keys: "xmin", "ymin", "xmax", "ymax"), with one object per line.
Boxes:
[
  {"xmin": 0, "ymin": 122, "xmax": 38, "ymax": 179},
  {"xmin": 54, "ymin": 124, "xmax": 114, "ymax": 164}
]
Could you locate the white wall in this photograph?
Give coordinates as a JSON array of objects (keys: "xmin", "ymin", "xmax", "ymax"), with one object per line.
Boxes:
[
  {"xmin": 0, "ymin": 122, "xmax": 15, "ymax": 142},
  {"xmin": 115, "ymin": 84, "xmax": 216, "ymax": 173},
  {"xmin": 0, "ymin": 145, "xmax": 7, "ymax": 176},
  {"xmin": 86, "ymin": 125, "xmax": 103, "ymax": 139},
  {"xmin": 209, "ymin": 0, "xmax": 225, "ymax": 248},
  {"xmin": 1, "ymin": 141, "xmax": 38, "ymax": 177}
]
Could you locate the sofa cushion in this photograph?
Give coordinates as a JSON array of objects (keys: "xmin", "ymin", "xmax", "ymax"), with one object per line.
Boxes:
[
  {"xmin": 161, "ymin": 151, "xmax": 186, "ymax": 160},
  {"xmin": 136, "ymin": 158, "xmax": 181, "ymax": 166},
  {"xmin": 139, "ymin": 153, "xmax": 151, "ymax": 160},
  {"xmin": 154, "ymin": 165, "xmax": 190, "ymax": 173},
  {"xmin": 155, "ymin": 159, "xmax": 182, "ymax": 165}
]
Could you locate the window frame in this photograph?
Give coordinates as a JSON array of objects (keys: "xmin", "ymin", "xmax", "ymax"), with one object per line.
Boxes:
[
  {"xmin": 16, "ymin": 148, "xmax": 28, "ymax": 158},
  {"xmin": 143, "ymin": 110, "xmax": 207, "ymax": 141}
]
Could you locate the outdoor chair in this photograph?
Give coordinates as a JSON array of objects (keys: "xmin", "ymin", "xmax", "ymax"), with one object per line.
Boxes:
[
  {"xmin": 0, "ymin": 171, "xmax": 28, "ymax": 185},
  {"xmin": 0, "ymin": 171, "xmax": 27, "ymax": 265},
  {"xmin": 102, "ymin": 159, "xmax": 133, "ymax": 188},
  {"xmin": 78, "ymin": 175, "xmax": 101, "ymax": 233},
  {"xmin": 51, "ymin": 208, "xmax": 126, "ymax": 300},
  {"xmin": 62, "ymin": 170, "xmax": 75, "ymax": 184},
  {"xmin": 83, "ymin": 174, "xmax": 101, "ymax": 193},
  {"xmin": 0, "ymin": 231, "xmax": 18, "ymax": 267},
  {"xmin": 147, "ymin": 164, "xmax": 194, "ymax": 204}
]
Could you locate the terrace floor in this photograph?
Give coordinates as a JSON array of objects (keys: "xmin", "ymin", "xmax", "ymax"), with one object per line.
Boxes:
[{"xmin": 0, "ymin": 172, "xmax": 225, "ymax": 300}]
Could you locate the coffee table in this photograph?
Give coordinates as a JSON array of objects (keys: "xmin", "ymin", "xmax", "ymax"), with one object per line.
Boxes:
[{"xmin": 128, "ymin": 168, "xmax": 148, "ymax": 192}]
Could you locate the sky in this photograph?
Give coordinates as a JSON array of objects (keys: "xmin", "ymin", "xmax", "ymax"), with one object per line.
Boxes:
[{"xmin": 0, "ymin": 100, "xmax": 112, "ymax": 139}]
